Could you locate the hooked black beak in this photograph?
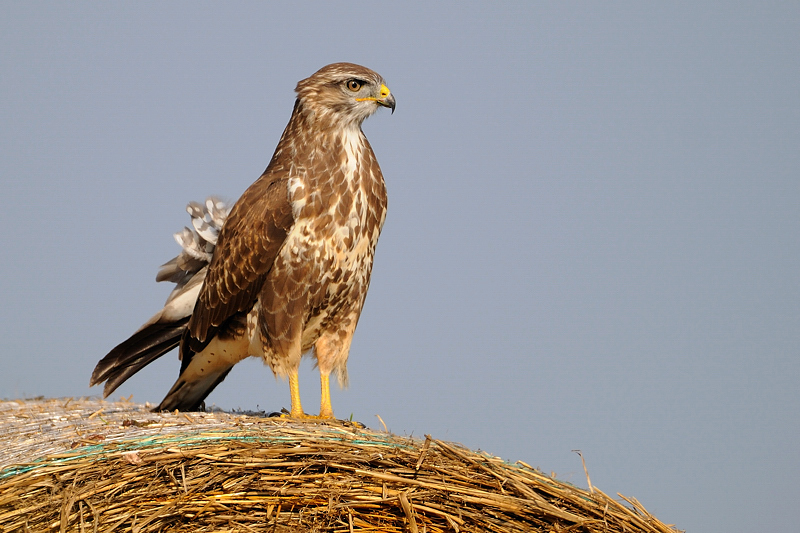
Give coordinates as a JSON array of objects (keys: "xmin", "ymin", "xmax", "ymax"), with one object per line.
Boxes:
[{"xmin": 378, "ymin": 92, "xmax": 396, "ymax": 114}]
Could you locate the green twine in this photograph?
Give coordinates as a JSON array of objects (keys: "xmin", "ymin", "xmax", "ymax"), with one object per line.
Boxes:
[{"xmin": 0, "ymin": 426, "xmax": 414, "ymax": 481}]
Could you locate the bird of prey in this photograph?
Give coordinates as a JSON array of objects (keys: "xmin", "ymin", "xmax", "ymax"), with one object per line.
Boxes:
[{"xmin": 91, "ymin": 63, "xmax": 395, "ymax": 418}]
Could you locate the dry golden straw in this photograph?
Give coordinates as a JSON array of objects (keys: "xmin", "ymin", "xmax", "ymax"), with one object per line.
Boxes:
[{"xmin": 0, "ymin": 398, "xmax": 680, "ymax": 532}]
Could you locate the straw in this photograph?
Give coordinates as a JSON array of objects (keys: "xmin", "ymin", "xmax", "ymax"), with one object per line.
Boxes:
[{"xmin": 0, "ymin": 398, "xmax": 681, "ymax": 532}]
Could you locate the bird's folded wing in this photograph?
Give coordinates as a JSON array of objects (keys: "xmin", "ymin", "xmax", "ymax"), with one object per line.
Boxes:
[{"xmin": 183, "ymin": 172, "xmax": 294, "ymax": 360}]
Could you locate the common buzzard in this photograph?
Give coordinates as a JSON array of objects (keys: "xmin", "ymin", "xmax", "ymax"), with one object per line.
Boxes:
[{"xmin": 91, "ymin": 63, "xmax": 395, "ymax": 418}]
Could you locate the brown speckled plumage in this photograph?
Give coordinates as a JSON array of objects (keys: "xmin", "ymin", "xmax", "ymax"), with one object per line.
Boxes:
[{"xmin": 92, "ymin": 63, "xmax": 395, "ymax": 415}]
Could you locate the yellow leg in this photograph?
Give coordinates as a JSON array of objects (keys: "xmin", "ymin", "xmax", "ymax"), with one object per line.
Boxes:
[
  {"xmin": 319, "ymin": 372, "xmax": 334, "ymax": 419},
  {"xmin": 289, "ymin": 369, "xmax": 304, "ymax": 418}
]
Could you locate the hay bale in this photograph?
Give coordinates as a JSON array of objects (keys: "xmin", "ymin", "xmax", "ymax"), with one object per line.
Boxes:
[{"xmin": 0, "ymin": 398, "xmax": 679, "ymax": 532}]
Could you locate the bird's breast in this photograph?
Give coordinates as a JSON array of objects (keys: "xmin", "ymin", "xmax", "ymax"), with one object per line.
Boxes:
[
  {"xmin": 284, "ymin": 179, "xmax": 382, "ymax": 281},
  {"xmin": 286, "ymin": 130, "xmax": 386, "ymax": 272},
  {"xmin": 279, "ymin": 134, "xmax": 386, "ymax": 324},
  {"xmin": 256, "ymin": 127, "xmax": 388, "ymax": 358}
]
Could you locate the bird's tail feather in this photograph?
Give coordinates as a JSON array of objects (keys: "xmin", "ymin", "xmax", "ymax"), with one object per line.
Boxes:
[
  {"xmin": 155, "ymin": 366, "xmax": 233, "ymax": 412},
  {"xmin": 91, "ymin": 197, "xmax": 231, "ymax": 398},
  {"xmin": 91, "ymin": 317, "xmax": 189, "ymax": 397}
]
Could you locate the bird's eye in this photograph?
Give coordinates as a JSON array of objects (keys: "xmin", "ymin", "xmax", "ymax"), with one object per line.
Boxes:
[{"xmin": 346, "ymin": 80, "xmax": 363, "ymax": 92}]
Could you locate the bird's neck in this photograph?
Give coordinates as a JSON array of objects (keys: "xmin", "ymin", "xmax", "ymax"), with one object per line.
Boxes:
[{"xmin": 266, "ymin": 100, "xmax": 367, "ymax": 172}]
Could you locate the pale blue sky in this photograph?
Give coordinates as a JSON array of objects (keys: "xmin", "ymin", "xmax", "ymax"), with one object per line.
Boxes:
[{"xmin": 2, "ymin": 3, "xmax": 798, "ymax": 532}]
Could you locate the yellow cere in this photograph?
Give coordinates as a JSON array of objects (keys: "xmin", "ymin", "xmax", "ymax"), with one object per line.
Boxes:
[{"xmin": 356, "ymin": 84, "xmax": 391, "ymax": 102}]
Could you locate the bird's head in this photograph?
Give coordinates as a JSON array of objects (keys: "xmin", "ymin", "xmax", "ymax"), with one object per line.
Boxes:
[{"xmin": 295, "ymin": 63, "xmax": 395, "ymax": 127}]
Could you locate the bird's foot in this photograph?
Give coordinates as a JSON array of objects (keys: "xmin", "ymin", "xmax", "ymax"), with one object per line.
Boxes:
[
  {"xmin": 271, "ymin": 407, "xmax": 336, "ymax": 420},
  {"xmin": 282, "ymin": 412, "xmax": 336, "ymax": 421},
  {"xmin": 268, "ymin": 408, "xmax": 364, "ymax": 427}
]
